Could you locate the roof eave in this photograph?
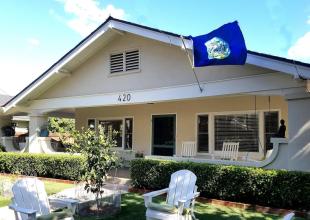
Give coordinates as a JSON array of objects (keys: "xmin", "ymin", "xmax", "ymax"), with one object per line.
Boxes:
[{"xmin": 2, "ymin": 17, "xmax": 193, "ymax": 113}]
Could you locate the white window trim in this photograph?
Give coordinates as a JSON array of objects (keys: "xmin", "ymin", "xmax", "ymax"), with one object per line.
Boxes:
[
  {"xmin": 109, "ymin": 48, "xmax": 141, "ymax": 76},
  {"xmin": 92, "ymin": 116, "xmax": 134, "ymax": 151},
  {"xmin": 196, "ymin": 109, "xmax": 281, "ymax": 158}
]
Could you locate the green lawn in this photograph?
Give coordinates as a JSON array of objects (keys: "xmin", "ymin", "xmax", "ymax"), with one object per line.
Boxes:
[
  {"xmin": 0, "ymin": 177, "xmax": 303, "ymax": 220},
  {"xmin": 77, "ymin": 193, "xmax": 302, "ymax": 220}
]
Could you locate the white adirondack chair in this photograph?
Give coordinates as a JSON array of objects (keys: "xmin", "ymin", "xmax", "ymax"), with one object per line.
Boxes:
[
  {"xmin": 283, "ymin": 213, "xmax": 295, "ymax": 220},
  {"xmin": 9, "ymin": 178, "xmax": 78, "ymax": 220},
  {"xmin": 181, "ymin": 141, "xmax": 196, "ymax": 157},
  {"xmin": 212, "ymin": 142, "xmax": 239, "ymax": 161},
  {"xmin": 221, "ymin": 142, "xmax": 239, "ymax": 160},
  {"xmin": 143, "ymin": 170, "xmax": 200, "ymax": 220}
]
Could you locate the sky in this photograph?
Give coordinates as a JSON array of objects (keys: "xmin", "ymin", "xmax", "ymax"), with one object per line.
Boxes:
[{"xmin": 0, "ymin": 0, "xmax": 310, "ymax": 96}]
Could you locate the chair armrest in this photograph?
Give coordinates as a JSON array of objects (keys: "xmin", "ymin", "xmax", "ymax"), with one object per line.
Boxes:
[
  {"xmin": 143, "ymin": 188, "xmax": 169, "ymax": 207},
  {"xmin": 177, "ymin": 192, "xmax": 200, "ymax": 214},
  {"xmin": 178, "ymin": 192, "xmax": 200, "ymax": 204},
  {"xmin": 9, "ymin": 204, "xmax": 37, "ymax": 218},
  {"xmin": 143, "ymin": 188, "xmax": 169, "ymax": 198}
]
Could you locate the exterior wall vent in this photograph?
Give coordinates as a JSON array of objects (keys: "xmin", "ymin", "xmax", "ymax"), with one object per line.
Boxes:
[{"xmin": 110, "ymin": 50, "xmax": 140, "ymax": 74}]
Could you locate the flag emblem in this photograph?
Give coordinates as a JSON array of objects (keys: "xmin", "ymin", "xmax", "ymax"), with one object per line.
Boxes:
[
  {"xmin": 190, "ymin": 21, "xmax": 247, "ymax": 67},
  {"xmin": 205, "ymin": 37, "xmax": 231, "ymax": 60}
]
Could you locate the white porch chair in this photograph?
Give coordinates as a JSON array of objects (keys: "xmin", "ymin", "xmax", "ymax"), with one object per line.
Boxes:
[
  {"xmin": 221, "ymin": 142, "xmax": 239, "ymax": 160},
  {"xmin": 143, "ymin": 170, "xmax": 200, "ymax": 220},
  {"xmin": 181, "ymin": 141, "xmax": 196, "ymax": 157},
  {"xmin": 212, "ymin": 142, "xmax": 239, "ymax": 161},
  {"xmin": 9, "ymin": 178, "xmax": 78, "ymax": 220}
]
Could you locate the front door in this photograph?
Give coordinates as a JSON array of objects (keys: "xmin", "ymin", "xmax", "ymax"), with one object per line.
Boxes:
[{"xmin": 152, "ymin": 114, "xmax": 176, "ymax": 156}]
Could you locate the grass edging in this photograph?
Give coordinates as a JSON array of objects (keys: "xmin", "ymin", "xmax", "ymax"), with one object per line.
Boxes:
[
  {"xmin": 128, "ymin": 187, "xmax": 309, "ymax": 219},
  {"xmin": 0, "ymin": 173, "xmax": 75, "ymax": 184}
]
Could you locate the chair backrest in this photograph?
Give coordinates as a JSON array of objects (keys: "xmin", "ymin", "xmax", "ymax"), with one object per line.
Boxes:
[
  {"xmin": 181, "ymin": 141, "xmax": 196, "ymax": 157},
  {"xmin": 283, "ymin": 212, "xmax": 295, "ymax": 220},
  {"xmin": 12, "ymin": 178, "xmax": 50, "ymax": 220},
  {"xmin": 166, "ymin": 170, "xmax": 197, "ymax": 208},
  {"xmin": 221, "ymin": 142, "xmax": 239, "ymax": 160}
]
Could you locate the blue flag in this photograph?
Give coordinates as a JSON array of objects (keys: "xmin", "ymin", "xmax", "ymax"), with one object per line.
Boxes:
[{"xmin": 190, "ymin": 21, "xmax": 247, "ymax": 67}]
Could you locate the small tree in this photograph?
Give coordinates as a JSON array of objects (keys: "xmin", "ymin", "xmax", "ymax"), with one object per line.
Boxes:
[
  {"xmin": 68, "ymin": 127, "xmax": 120, "ymax": 211},
  {"xmin": 48, "ymin": 117, "xmax": 75, "ymax": 134}
]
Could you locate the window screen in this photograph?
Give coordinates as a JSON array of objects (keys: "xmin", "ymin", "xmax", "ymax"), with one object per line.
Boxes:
[{"xmin": 215, "ymin": 114, "xmax": 259, "ymax": 152}]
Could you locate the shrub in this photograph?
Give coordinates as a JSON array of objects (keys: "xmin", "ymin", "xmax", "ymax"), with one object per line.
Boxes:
[
  {"xmin": 0, "ymin": 152, "xmax": 84, "ymax": 180},
  {"xmin": 130, "ymin": 159, "xmax": 310, "ymax": 211}
]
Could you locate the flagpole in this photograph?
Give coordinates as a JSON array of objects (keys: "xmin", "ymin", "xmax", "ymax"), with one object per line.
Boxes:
[{"xmin": 180, "ymin": 36, "xmax": 203, "ymax": 93}]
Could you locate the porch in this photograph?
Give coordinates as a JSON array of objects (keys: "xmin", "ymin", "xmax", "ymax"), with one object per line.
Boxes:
[
  {"xmin": 0, "ymin": 95, "xmax": 289, "ymax": 161},
  {"xmin": 1, "ymin": 91, "xmax": 309, "ymax": 171}
]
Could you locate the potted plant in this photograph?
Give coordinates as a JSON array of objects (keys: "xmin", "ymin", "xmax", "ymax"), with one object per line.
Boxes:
[
  {"xmin": 39, "ymin": 124, "xmax": 49, "ymax": 137},
  {"xmin": 135, "ymin": 151, "xmax": 144, "ymax": 158},
  {"xmin": 1, "ymin": 124, "xmax": 15, "ymax": 137}
]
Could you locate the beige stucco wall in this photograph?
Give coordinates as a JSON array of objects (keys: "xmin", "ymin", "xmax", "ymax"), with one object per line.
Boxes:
[
  {"xmin": 40, "ymin": 33, "xmax": 272, "ymax": 99},
  {"xmin": 75, "ymin": 95, "xmax": 288, "ymax": 157}
]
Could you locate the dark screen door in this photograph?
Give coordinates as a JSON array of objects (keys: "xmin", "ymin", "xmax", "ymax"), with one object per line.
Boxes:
[{"xmin": 152, "ymin": 114, "xmax": 176, "ymax": 156}]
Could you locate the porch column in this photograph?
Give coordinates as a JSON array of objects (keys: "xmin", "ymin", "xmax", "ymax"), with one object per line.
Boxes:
[
  {"xmin": 0, "ymin": 116, "xmax": 11, "ymax": 148},
  {"xmin": 28, "ymin": 114, "xmax": 48, "ymax": 153},
  {"xmin": 0, "ymin": 116, "xmax": 11, "ymax": 138},
  {"xmin": 286, "ymin": 93, "xmax": 310, "ymax": 172}
]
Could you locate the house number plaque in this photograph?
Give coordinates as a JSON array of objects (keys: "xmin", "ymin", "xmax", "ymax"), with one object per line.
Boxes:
[{"xmin": 118, "ymin": 93, "xmax": 131, "ymax": 102}]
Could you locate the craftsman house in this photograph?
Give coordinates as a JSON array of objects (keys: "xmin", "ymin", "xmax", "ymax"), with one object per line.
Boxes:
[{"xmin": 0, "ymin": 17, "xmax": 309, "ymax": 171}]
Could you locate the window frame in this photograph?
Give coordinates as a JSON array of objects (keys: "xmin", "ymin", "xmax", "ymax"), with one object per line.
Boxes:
[
  {"xmin": 263, "ymin": 110, "xmax": 280, "ymax": 148},
  {"xmin": 87, "ymin": 118, "xmax": 96, "ymax": 131},
  {"xmin": 89, "ymin": 116, "xmax": 134, "ymax": 151},
  {"xmin": 196, "ymin": 109, "xmax": 281, "ymax": 157},
  {"xmin": 109, "ymin": 48, "xmax": 141, "ymax": 76},
  {"xmin": 196, "ymin": 114, "xmax": 209, "ymax": 153}
]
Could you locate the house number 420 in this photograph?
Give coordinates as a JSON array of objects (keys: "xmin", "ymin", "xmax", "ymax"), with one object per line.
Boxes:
[{"xmin": 118, "ymin": 93, "xmax": 131, "ymax": 102}]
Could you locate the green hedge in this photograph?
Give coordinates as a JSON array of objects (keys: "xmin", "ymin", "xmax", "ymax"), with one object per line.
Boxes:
[
  {"xmin": 130, "ymin": 159, "xmax": 310, "ymax": 211},
  {"xmin": 0, "ymin": 152, "xmax": 84, "ymax": 180}
]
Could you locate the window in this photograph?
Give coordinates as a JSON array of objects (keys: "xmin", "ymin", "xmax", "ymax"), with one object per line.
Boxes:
[
  {"xmin": 98, "ymin": 120, "xmax": 123, "ymax": 148},
  {"xmin": 264, "ymin": 111, "xmax": 279, "ymax": 148},
  {"xmin": 110, "ymin": 50, "xmax": 139, "ymax": 74},
  {"xmin": 197, "ymin": 115, "xmax": 208, "ymax": 152},
  {"xmin": 96, "ymin": 118, "xmax": 133, "ymax": 150},
  {"xmin": 215, "ymin": 114, "xmax": 259, "ymax": 152},
  {"xmin": 88, "ymin": 119, "xmax": 96, "ymax": 130},
  {"xmin": 124, "ymin": 118, "xmax": 133, "ymax": 150}
]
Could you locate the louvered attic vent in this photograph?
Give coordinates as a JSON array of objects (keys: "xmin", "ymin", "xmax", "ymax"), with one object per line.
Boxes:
[{"xmin": 110, "ymin": 50, "xmax": 140, "ymax": 74}]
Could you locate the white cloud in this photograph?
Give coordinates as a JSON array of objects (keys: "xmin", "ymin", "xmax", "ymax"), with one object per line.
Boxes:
[
  {"xmin": 288, "ymin": 32, "xmax": 310, "ymax": 62},
  {"xmin": 307, "ymin": 16, "xmax": 310, "ymax": 25},
  {"xmin": 27, "ymin": 38, "xmax": 40, "ymax": 47},
  {"xmin": 56, "ymin": 0, "xmax": 126, "ymax": 36}
]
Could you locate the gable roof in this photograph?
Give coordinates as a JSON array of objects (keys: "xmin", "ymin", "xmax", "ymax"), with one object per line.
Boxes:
[{"xmin": 2, "ymin": 16, "xmax": 310, "ymax": 111}]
